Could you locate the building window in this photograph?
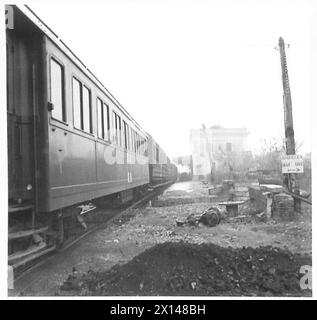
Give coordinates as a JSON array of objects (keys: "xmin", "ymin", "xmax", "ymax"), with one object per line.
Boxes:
[{"xmin": 50, "ymin": 58, "xmax": 65, "ymax": 121}]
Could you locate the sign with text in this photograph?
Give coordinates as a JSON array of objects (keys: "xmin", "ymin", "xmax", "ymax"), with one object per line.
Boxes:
[{"xmin": 281, "ymin": 155, "xmax": 304, "ymax": 173}]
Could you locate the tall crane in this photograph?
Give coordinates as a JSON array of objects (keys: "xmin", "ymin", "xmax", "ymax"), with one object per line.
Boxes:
[{"xmin": 278, "ymin": 37, "xmax": 300, "ymax": 212}]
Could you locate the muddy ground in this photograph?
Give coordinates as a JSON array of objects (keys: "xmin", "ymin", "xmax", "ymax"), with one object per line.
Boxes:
[{"xmin": 14, "ymin": 181, "xmax": 312, "ymax": 297}]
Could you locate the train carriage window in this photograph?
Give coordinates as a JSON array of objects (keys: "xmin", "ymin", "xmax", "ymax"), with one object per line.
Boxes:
[
  {"xmin": 133, "ymin": 130, "xmax": 136, "ymax": 153},
  {"xmin": 123, "ymin": 121, "xmax": 130, "ymax": 150},
  {"xmin": 97, "ymin": 99, "xmax": 110, "ymax": 140},
  {"xmin": 141, "ymin": 137, "xmax": 144, "ymax": 154},
  {"xmin": 139, "ymin": 136, "xmax": 142, "ymax": 154},
  {"xmin": 156, "ymin": 145, "xmax": 159, "ymax": 163},
  {"xmin": 123, "ymin": 121, "xmax": 127, "ymax": 150},
  {"xmin": 126, "ymin": 124, "xmax": 130, "ymax": 151},
  {"xmin": 136, "ymin": 133, "xmax": 140, "ymax": 154},
  {"xmin": 144, "ymin": 138, "xmax": 148, "ymax": 156},
  {"xmin": 134, "ymin": 131, "xmax": 138, "ymax": 153},
  {"xmin": 83, "ymin": 86, "xmax": 92, "ymax": 133},
  {"xmin": 97, "ymin": 98, "xmax": 104, "ymax": 138},
  {"xmin": 130, "ymin": 127, "xmax": 134, "ymax": 152},
  {"xmin": 142, "ymin": 138, "xmax": 145, "ymax": 155},
  {"xmin": 112, "ymin": 111, "xmax": 122, "ymax": 146},
  {"xmin": 72, "ymin": 78, "xmax": 82, "ymax": 129},
  {"xmin": 117, "ymin": 114, "xmax": 122, "ymax": 146},
  {"xmin": 143, "ymin": 138, "xmax": 146, "ymax": 155},
  {"xmin": 50, "ymin": 58, "xmax": 65, "ymax": 121},
  {"xmin": 141, "ymin": 137, "xmax": 143, "ymax": 154},
  {"xmin": 112, "ymin": 111, "xmax": 116, "ymax": 143},
  {"xmin": 103, "ymin": 103, "xmax": 110, "ymax": 140}
]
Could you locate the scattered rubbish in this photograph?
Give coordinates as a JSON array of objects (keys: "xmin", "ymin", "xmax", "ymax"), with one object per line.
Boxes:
[{"xmin": 177, "ymin": 207, "xmax": 221, "ymax": 227}]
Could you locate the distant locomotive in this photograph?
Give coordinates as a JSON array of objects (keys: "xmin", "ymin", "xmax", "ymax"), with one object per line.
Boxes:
[{"xmin": 7, "ymin": 5, "xmax": 177, "ymax": 268}]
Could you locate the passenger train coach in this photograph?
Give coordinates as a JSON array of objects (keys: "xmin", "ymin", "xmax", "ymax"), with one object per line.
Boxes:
[{"xmin": 6, "ymin": 5, "xmax": 177, "ymax": 266}]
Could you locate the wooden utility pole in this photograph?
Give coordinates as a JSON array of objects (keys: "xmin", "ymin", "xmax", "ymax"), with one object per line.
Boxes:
[{"xmin": 278, "ymin": 37, "xmax": 300, "ymax": 213}]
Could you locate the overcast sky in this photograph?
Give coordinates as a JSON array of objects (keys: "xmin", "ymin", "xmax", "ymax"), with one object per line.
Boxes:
[{"xmin": 28, "ymin": 0, "xmax": 315, "ymax": 157}]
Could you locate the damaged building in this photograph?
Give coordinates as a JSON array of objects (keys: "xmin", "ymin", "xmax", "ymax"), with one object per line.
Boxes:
[{"xmin": 189, "ymin": 126, "xmax": 250, "ymax": 180}]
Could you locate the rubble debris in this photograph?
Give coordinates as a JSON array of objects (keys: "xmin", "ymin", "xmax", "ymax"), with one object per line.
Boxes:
[
  {"xmin": 175, "ymin": 219, "xmax": 186, "ymax": 226},
  {"xmin": 60, "ymin": 242, "xmax": 312, "ymax": 296},
  {"xmin": 199, "ymin": 207, "xmax": 221, "ymax": 227},
  {"xmin": 272, "ymin": 193, "xmax": 294, "ymax": 220},
  {"xmin": 218, "ymin": 200, "xmax": 245, "ymax": 217},
  {"xmin": 186, "ymin": 214, "xmax": 201, "ymax": 226},
  {"xmin": 208, "ymin": 185, "xmax": 223, "ymax": 195},
  {"xmin": 179, "ymin": 207, "xmax": 221, "ymax": 227},
  {"xmin": 299, "ymin": 190, "xmax": 310, "ymax": 199},
  {"xmin": 258, "ymin": 177, "xmax": 283, "ymax": 186}
]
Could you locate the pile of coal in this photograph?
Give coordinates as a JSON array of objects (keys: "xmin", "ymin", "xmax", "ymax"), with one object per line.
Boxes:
[{"xmin": 59, "ymin": 242, "xmax": 311, "ymax": 297}]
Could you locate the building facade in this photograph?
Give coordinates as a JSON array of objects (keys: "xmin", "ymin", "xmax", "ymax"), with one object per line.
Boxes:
[
  {"xmin": 190, "ymin": 126, "xmax": 249, "ymax": 178},
  {"xmin": 172, "ymin": 155, "xmax": 193, "ymax": 175}
]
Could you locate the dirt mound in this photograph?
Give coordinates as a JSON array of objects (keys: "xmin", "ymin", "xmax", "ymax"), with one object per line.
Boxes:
[{"xmin": 60, "ymin": 242, "xmax": 311, "ymax": 296}]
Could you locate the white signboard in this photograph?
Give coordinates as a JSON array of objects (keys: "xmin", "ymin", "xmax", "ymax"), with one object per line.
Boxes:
[{"xmin": 281, "ymin": 155, "xmax": 304, "ymax": 173}]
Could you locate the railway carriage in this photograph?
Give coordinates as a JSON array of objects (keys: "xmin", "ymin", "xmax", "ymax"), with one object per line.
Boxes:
[
  {"xmin": 7, "ymin": 5, "xmax": 176, "ymax": 267},
  {"xmin": 147, "ymin": 134, "xmax": 178, "ymax": 184}
]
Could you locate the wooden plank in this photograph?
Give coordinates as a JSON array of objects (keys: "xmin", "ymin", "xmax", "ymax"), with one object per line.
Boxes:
[
  {"xmin": 9, "ymin": 226, "xmax": 48, "ymax": 240},
  {"xmin": 285, "ymin": 191, "xmax": 312, "ymax": 205}
]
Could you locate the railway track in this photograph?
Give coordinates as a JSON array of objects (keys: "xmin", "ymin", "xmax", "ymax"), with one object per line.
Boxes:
[{"xmin": 11, "ymin": 182, "xmax": 173, "ymax": 291}]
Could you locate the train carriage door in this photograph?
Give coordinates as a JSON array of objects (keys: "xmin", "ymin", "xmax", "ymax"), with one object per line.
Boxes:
[{"xmin": 7, "ymin": 25, "xmax": 42, "ymax": 206}]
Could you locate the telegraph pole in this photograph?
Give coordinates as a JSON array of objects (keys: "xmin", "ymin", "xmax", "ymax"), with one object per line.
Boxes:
[{"xmin": 278, "ymin": 37, "xmax": 300, "ymax": 213}]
